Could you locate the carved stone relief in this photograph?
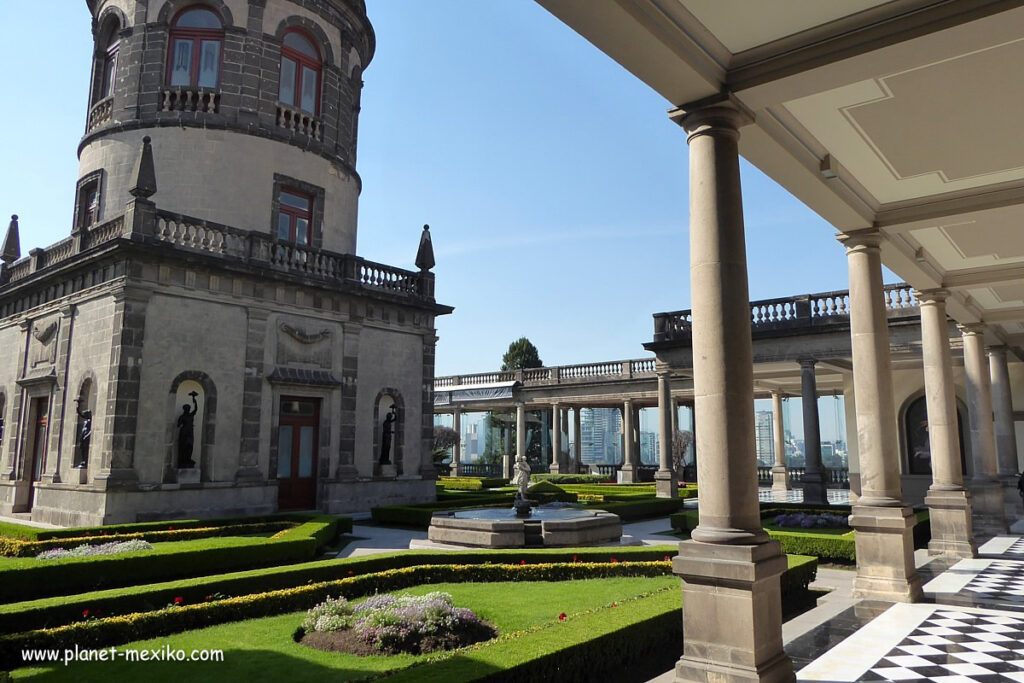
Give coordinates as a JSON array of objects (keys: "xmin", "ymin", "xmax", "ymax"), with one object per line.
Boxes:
[
  {"xmin": 29, "ymin": 319, "xmax": 59, "ymax": 368},
  {"xmin": 276, "ymin": 321, "xmax": 332, "ymax": 369}
]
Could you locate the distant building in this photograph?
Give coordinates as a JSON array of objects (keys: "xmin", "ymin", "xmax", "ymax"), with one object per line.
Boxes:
[{"xmin": 754, "ymin": 411, "xmax": 774, "ymax": 466}]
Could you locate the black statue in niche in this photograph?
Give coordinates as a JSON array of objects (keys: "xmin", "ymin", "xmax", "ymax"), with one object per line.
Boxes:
[
  {"xmin": 177, "ymin": 391, "xmax": 199, "ymax": 468},
  {"xmin": 380, "ymin": 405, "xmax": 397, "ymax": 465},
  {"xmin": 74, "ymin": 398, "xmax": 92, "ymax": 468}
]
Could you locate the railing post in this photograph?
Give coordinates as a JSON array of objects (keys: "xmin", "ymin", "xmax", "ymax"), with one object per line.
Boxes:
[
  {"xmin": 794, "ymin": 295, "xmax": 811, "ymax": 322},
  {"xmin": 551, "ymin": 367, "xmax": 560, "ymax": 382},
  {"xmin": 654, "ymin": 314, "xmax": 667, "ymax": 342},
  {"xmin": 621, "ymin": 361, "xmax": 632, "ymax": 378},
  {"xmin": 29, "ymin": 248, "xmax": 45, "ymax": 272}
]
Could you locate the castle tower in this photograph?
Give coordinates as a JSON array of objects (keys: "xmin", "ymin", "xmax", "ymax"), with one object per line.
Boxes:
[
  {"xmin": 0, "ymin": 1, "xmax": 449, "ymax": 525},
  {"xmin": 79, "ymin": 0, "xmax": 371, "ymax": 254}
]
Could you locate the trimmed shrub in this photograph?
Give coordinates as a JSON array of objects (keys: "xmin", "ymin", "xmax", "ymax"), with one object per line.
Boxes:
[
  {"xmin": 586, "ymin": 498, "xmax": 688, "ymax": 520},
  {"xmin": 529, "ymin": 474, "xmax": 612, "ymax": 485},
  {"xmin": 437, "ymin": 477, "xmax": 508, "ymax": 491},
  {"xmin": 0, "ymin": 516, "xmax": 343, "ymax": 602}
]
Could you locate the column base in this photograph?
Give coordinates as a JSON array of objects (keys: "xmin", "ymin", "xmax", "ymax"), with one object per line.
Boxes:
[
  {"xmin": 655, "ymin": 469, "xmax": 678, "ymax": 498},
  {"xmin": 770, "ymin": 466, "xmax": 789, "ymax": 493},
  {"xmin": 450, "ymin": 463, "xmax": 462, "ymax": 477},
  {"xmin": 801, "ymin": 471, "xmax": 828, "ymax": 505},
  {"xmin": 502, "ymin": 455, "xmax": 513, "ymax": 480},
  {"xmin": 924, "ymin": 487, "xmax": 977, "ymax": 559},
  {"xmin": 969, "ymin": 478, "xmax": 1008, "ymax": 538},
  {"xmin": 549, "ymin": 462, "xmax": 562, "ymax": 475},
  {"xmin": 673, "ymin": 540, "xmax": 792, "ymax": 683},
  {"xmin": 619, "ymin": 464, "xmax": 638, "ymax": 484},
  {"xmin": 849, "ymin": 504, "xmax": 923, "ymax": 602}
]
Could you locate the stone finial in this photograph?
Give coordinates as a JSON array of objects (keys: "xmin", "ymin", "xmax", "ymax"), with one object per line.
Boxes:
[
  {"xmin": 2, "ymin": 215, "xmax": 20, "ymax": 264},
  {"xmin": 415, "ymin": 224, "xmax": 435, "ymax": 272},
  {"xmin": 129, "ymin": 136, "xmax": 157, "ymax": 199}
]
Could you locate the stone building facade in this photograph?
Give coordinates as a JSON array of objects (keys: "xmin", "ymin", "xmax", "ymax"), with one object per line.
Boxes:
[{"xmin": 0, "ymin": 0, "xmax": 450, "ymax": 526}]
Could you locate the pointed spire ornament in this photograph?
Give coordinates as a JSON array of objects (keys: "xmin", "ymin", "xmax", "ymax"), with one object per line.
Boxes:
[
  {"xmin": 415, "ymin": 224, "xmax": 435, "ymax": 272},
  {"xmin": 129, "ymin": 136, "xmax": 157, "ymax": 199},
  {"xmin": 2, "ymin": 215, "xmax": 21, "ymax": 264}
]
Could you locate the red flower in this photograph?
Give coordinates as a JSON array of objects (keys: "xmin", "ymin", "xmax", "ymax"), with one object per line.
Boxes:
[
  {"xmin": 82, "ymin": 609, "xmax": 90, "ymax": 618},
  {"xmin": 572, "ymin": 555, "xmax": 578, "ymax": 563},
  {"xmin": 520, "ymin": 560, "xmax": 526, "ymax": 565},
  {"xmin": 168, "ymin": 526, "xmax": 175, "ymax": 531},
  {"xmin": 204, "ymin": 595, "xmax": 213, "ymax": 602},
  {"xmin": 610, "ymin": 557, "xmax": 618, "ymax": 563},
  {"xmin": 102, "ymin": 531, "xmax": 109, "ymax": 536},
  {"xmin": 348, "ymin": 570, "xmax": 355, "ymax": 576},
  {"xmin": 558, "ymin": 612, "xmax": 567, "ymax": 621},
  {"xmin": 664, "ymin": 555, "xmax": 670, "ymax": 561},
  {"xmin": 173, "ymin": 596, "xmax": 184, "ymax": 605}
]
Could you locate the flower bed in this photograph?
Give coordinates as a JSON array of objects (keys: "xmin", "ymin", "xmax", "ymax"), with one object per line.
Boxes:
[
  {"xmin": 36, "ymin": 540, "xmax": 154, "ymax": 561},
  {"xmin": 299, "ymin": 592, "xmax": 497, "ymax": 655},
  {"xmin": 772, "ymin": 512, "xmax": 848, "ymax": 530}
]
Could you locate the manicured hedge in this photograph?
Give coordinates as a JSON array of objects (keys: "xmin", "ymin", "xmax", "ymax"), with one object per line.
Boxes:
[
  {"xmin": 586, "ymin": 497, "xmax": 688, "ymax": 520},
  {"xmin": 0, "ymin": 521, "xmax": 297, "ymax": 558},
  {"xmin": 0, "ymin": 554, "xmax": 816, "ymax": 671},
  {"xmin": 437, "ymin": 477, "xmax": 509, "ymax": 491},
  {"xmin": 0, "ymin": 516, "xmax": 344, "ymax": 602},
  {"xmin": 371, "ymin": 496, "xmax": 516, "ymax": 527},
  {"xmin": 0, "ymin": 546, "xmax": 683, "ymax": 633},
  {"xmin": 530, "ymin": 474, "xmax": 613, "ymax": 485}
]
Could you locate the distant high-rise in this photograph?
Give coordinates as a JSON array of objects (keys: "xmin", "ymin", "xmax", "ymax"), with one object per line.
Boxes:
[
  {"xmin": 754, "ymin": 411, "xmax": 774, "ymax": 466},
  {"xmin": 580, "ymin": 408, "xmax": 622, "ymax": 464}
]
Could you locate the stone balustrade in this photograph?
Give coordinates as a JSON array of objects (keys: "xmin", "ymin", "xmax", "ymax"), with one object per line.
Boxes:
[
  {"xmin": 276, "ymin": 103, "xmax": 321, "ymax": 140},
  {"xmin": 434, "ymin": 357, "xmax": 658, "ymax": 391},
  {"xmin": 652, "ymin": 283, "xmax": 917, "ymax": 343},
  {"xmin": 87, "ymin": 96, "xmax": 113, "ymax": 133},
  {"xmin": 4, "ymin": 216, "xmax": 127, "ymax": 284},
  {"xmin": 160, "ymin": 88, "xmax": 220, "ymax": 113}
]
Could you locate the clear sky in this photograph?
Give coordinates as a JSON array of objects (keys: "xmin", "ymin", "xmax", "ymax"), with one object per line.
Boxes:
[{"xmin": 0, "ymin": 2, "xmax": 892, "ymax": 379}]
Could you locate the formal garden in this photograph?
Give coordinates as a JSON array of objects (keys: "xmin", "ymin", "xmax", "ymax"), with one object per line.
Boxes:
[{"xmin": 0, "ymin": 475, "xmax": 908, "ymax": 681}]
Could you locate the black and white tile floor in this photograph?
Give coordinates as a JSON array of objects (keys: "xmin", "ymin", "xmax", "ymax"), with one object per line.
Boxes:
[
  {"xmin": 757, "ymin": 488, "xmax": 852, "ymax": 505},
  {"xmin": 796, "ymin": 536, "xmax": 1024, "ymax": 682}
]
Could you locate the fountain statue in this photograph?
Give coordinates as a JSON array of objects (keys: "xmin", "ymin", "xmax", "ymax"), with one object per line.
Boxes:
[{"xmin": 511, "ymin": 454, "xmax": 532, "ymax": 517}]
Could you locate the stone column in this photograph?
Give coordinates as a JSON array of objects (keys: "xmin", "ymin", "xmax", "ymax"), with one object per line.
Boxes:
[
  {"xmin": 771, "ymin": 392, "xmax": 789, "ymax": 494},
  {"xmin": 656, "ymin": 371, "xmax": 678, "ymax": 498},
  {"xmin": 961, "ymin": 324, "xmax": 1007, "ymax": 535},
  {"xmin": 550, "ymin": 403, "xmax": 563, "ymax": 474},
  {"xmin": 989, "ymin": 345, "xmax": 1021, "ymax": 517},
  {"xmin": 561, "ymin": 409, "xmax": 570, "ymax": 471},
  {"xmin": 515, "ymin": 403, "xmax": 526, "ymax": 472},
  {"xmin": 670, "ymin": 397, "xmax": 679, "ymax": 438},
  {"xmin": 452, "ymin": 408, "xmax": 462, "ymax": 477},
  {"xmin": 620, "ymin": 398, "xmax": 637, "ymax": 483},
  {"xmin": 837, "ymin": 230, "xmax": 921, "ymax": 602},
  {"xmin": 669, "ymin": 102, "xmax": 791, "ymax": 683},
  {"xmin": 799, "ymin": 359, "xmax": 828, "ymax": 504},
  {"xmin": 573, "ymin": 408, "xmax": 582, "ymax": 474},
  {"xmin": 917, "ymin": 290, "xmax": 976, "ymax": 558}
]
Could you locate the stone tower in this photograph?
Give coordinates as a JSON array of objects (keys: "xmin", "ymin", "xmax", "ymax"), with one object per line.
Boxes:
[
  {"xmin": 0, "ymin": 1, "xmax": 449, "ymax": 525},
  {"xmin": 80, "ymin": 0, "xmax": 371, "ymax": 253}
]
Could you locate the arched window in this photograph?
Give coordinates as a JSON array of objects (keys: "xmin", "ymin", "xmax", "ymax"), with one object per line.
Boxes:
[
  {"xmin": 167, "ymin": 7, "xmax": 223, "ymax": 89},
  {"xmin": 93, "ymin": 21, "xmax": 120, "ymax": 105},
  {"xmin": 279, "ymin": 30, "xmax": 321, "ymax": 115}
]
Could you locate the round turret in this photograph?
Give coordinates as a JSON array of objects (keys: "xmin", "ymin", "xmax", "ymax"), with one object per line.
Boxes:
[{"xmin": 77, "ymin": 0, "xmax": 373, "ymax": 254}]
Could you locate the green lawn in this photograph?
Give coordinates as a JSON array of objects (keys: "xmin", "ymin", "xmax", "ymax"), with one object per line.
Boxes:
[{"xmin": 14, "ymin": 576, "xmax": 678, "ymax": 682}]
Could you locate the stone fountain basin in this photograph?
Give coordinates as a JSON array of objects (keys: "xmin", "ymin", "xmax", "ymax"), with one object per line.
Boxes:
[{"xmin": 425, "ymin": 506, "xmax": 623, "ymax": 548}]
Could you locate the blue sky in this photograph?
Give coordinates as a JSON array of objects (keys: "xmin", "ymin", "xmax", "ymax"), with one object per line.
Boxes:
[{"xmin": 1, "ymin": 2, "xmax": 872, "ymax": 379}]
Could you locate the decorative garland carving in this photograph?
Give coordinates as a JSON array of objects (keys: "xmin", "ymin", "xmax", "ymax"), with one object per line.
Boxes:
[{"xmin": 279, "ymin": 322, "xmax": 331, "ymax": 344}]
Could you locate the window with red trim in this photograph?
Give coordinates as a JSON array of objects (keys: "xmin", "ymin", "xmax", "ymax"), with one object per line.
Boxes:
[
  {"xmin": 278, "ymin": 30, "xmax": 321, "ymax": 115},
  {"xmin": 277, "ymin": 189, "xmax": 312, "ymax": 245},
  {"xmin": 167, "ymin": 7, "xmax": 223, "ymax": 89}
]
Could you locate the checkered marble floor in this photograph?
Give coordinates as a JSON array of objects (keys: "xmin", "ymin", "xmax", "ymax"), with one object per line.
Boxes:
[
  {"xmin": 798, "ymin": 603, "xmax": 1024, "ymax": 682},
  {"xmin": 925, "ymin": 558, "xmax": 1024, "ymax": 611},
  {"xmin": 980, "ymin": 537, "xmax": 1024, "ymax": 559},
  {"xmin": 758, "ymin": 488, "xmax": 851, "ymax": 505}
]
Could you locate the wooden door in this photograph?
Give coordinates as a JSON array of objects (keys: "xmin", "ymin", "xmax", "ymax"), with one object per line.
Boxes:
[
  {"xmin": 27, "ymin": 398, "xmax": 48, "ymax": 510},
  {"xmin": 276, "ymin": 397, "xmax": 319, "ymax": 510}
]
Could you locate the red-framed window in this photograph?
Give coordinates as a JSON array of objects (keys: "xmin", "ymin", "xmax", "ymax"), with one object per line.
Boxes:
[
  {"xmin": 277, "ymin": 189, "xmax": 312, "ymax": 245},
  {"xmin": 279, "ymin": 30, "xmax": 321, "ymax": 115},
  {"xmin": 167, "ymin": 7, "xmax": 223, "ymax": 89}
]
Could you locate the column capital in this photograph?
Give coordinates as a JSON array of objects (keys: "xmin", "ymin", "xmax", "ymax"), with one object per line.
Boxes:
[
  {"xmin": 798, "ymin": 358, "xmax": 818, "ymax": 369},
  {"xmin": 623, "ymin": 397, "xmax": 634, "ymax": 408},
  {"xmin": 987, "ymin": 345, "xmax": 1009, "ymax": 359},
  {"xmin": 913, "ymin": 288, "xmax": 950, "ymax": 305},
  {"xmin": 958, "ymin": 322, "xmax": 987, "ymax": 337},
  {"xmin": 669, "ymin": 96, "xmax": 754, "ymax": 139},
  {"xmin": 836, "ymin": 228, "xmax": 882, "ymax": 252}
]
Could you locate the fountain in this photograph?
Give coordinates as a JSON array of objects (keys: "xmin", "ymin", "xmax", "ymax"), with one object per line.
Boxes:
[{"xmin": 418, "ymin": 503, "xmax": 627, "ymax": 549}]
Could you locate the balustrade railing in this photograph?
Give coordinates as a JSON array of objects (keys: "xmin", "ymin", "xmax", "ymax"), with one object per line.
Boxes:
[
  {"xmin": 81, "ymin": 216, "xmax": 126, "ymax": 250},
  {"xmin": 560, "ymin": 361, "xmax": 622, "ymax": 379},
  {"xmin": 87, "ymin": 97, "xmax": 113, "ymax": 133},
  {"xmin": 434, "ymin": 356, "xmax": 658, "ymax": 390},
  {"xmin": 457, "ymin": 463, "xmax": 503, "ymax": 477},
  {"xmin": 653, "ymin": 283, "xmax": 918, "ymax": 342},
  {"xmin": 276, "ymin": 104, "xmax": 322, "ymax": 140},
  {"xmin": 160, "ymin": 88, "xmax": 220, "ymax": 113},
  {"xmin": 757, "ymin": 466, "xmax": 773, "ymax": 484}
]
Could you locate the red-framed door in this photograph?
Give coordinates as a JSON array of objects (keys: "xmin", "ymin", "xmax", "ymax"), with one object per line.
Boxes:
[
  {"xmin": 26, "ymin": 398, "xmax": 49, "ymax": 510},
  {"xmin": 276, "ymin": 397, "xmax": 319, "ymax": 510}
]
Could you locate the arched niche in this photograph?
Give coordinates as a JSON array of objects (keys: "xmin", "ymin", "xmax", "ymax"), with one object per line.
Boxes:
[
  {"xmin": 373, "ymin": 389, "xmax": 404, "ymax": 475},
  {"xmin": 72, "ymin": 376, "xmax": 97, "ymax": 469},
  {"xmin": 165, "ymin": 371, "xmax": 218, "ymax": 482},
  {"xmin": 899, "ymin": 392, "xmax": 970, "ymax": 477}
]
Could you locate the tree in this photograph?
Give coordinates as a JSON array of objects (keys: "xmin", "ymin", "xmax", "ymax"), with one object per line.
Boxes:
[
  {"xmin": 501, "ymin": 337, "xmax": 543, "ymax": 371},
  {"xmin": 431, "ymin": 425, "xmax": 458, "ymax": 464},
  {"xmin": 672, "ymin": 429, "xmax": 694, "ymax": 479}
]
